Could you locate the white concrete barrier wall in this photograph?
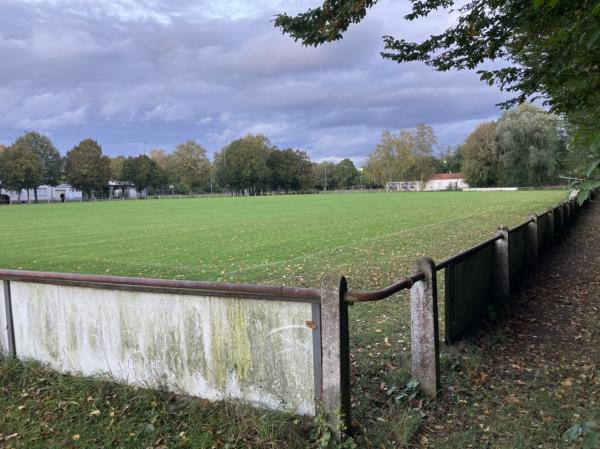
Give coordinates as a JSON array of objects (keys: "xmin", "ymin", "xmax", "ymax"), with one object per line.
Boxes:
[
  {"xmin": 0, "ymin": 284, "xmax": 7, "ymax": 356},
  {"xmin": 10, "ymin": 281, "xmax": 317, "ymax": 415}
]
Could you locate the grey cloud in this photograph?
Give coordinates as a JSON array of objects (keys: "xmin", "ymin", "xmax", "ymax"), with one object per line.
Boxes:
[{"xmin": 0, "ymin": 0, "xmax": 508, "ymax": 161}]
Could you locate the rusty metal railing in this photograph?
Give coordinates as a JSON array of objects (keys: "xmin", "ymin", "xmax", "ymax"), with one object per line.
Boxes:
[
  {"xmin": 344, "ymin": 272, "xmax": 425, "ymax": 302},
  {"xmin": 0, "ymin": 269, "xmax": 321, "ymax": 302}
]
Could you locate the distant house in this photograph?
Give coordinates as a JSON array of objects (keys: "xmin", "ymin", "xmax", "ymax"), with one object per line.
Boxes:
[
  {"xmin": 0, "ymin": 181, "xmax": 142, "ymax": 203},
  {"xmin": 0, "ymin": 184, "xmax": 82, "ymax": 203},
  {"xmin": 424, "ymin": 173, "xmax": 468, "ymax": 191},
  {"xmin": 107, "ymin": 181, "xmax": 140, "ymax": 199}
]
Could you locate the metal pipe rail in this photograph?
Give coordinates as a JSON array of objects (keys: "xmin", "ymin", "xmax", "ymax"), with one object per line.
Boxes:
[
  {"xmin": 0, "ymin": 269, "xmax": 321, "ymax": 302},
  {"xmin": 510, "ymin": 217, "xmax": 535, "ymax": 232},
  {"xmin": 344, "ymin": 272, "xmax": 425, "ymax": 302}
]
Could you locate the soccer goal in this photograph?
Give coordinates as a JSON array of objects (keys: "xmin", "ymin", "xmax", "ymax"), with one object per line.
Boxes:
[{"xmin": 385, "ymin": 181, "xmax": 420, "ymax": 192}]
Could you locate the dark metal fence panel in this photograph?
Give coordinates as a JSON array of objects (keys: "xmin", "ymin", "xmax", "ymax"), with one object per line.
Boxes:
[
  {"xmin": 508, "ymin": 225, "xmax": 528, "ymax": 291},
  {"xmin": 571, "ymin": 199, "xmax": 579, "ymax": 217},
  {"xmin": 554, "ymin": 205, "xmax": 564, "ymax": 234},
  {"xmin": 444, "ymin": 243, "xmax": 494, "ymax": 344},
  {"xmin": 537, "ymin": 213, "xmax": 547, "ymax": 252}
]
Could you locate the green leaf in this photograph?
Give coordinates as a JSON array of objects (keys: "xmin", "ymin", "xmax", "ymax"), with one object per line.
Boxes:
[
  {"xmin": 587, "ymin": 30, "xmax": 600, "ymax": 49},
  {"xmin": 586, "ymin": 160, "xmax": 600, "ymax": 179},
  {"xmin": 583, "ymin": 431, "xmax": 600, "ymax": 449},
  {"xmin": 406, "ymin": 378, "xmax": 419, "ymax": 390},
  {"xmin": 564, "ymin": 424, "xmax": 585, "ymax": 442},
  {"xmin": 576, "ymin": 189, "xmax": 590, "ymax": 206},
  {"xmin": 591, "ymin": 132, "xmax": 600, "ymax": 154}
]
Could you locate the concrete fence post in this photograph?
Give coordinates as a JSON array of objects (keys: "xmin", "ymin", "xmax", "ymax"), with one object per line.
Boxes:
[
  {"xmin": 494, "ymin": 227, "xmax": 510, "ymax": 301},
  {"xmin": 409, "ymin": 257, "xmax": 440, "ymax": 397},
  {"xmin": 320, "ymin": 275, "xmax": 351, "ymax": 435},
  {"xmin": 3, "ymin": 280, "xmax": 16, "ymax": 357},
  {"xmin": 546, "ymin": 208, "xmax": 555, "ymax": 245},
  {"xmin": 526, "ymin": 213, "xmax": 538, "ymax": 267}
]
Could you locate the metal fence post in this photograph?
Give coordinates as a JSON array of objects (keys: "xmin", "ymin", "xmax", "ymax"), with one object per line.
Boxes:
[
  {"xmin": 320, "ymin": 275, "xmax": 351, "ymax": 435},
  {"xmin": 563, "ymin": 201, "xmax": 571, "ymax": 227},
  {"xmin": 556, "ymin": 204, "xmax": 564, "ymax": 234},
  {"xmin": 3, "ymin": 280, "xmax": 16, "ymax": 357},
  {"xmin": 546, "ymin": 208, "xmax": 555, "ymax": 245},
  {"xmin": 409, "ymin": 257, "xmax": 440, "ymax": 397},
  {"xmin": 494, "ymin": 227, "xmax": 510, "ymax": 301},
  {"xmin": 526, "ymin": 213, "xmax": 538, "ymax": 267}
]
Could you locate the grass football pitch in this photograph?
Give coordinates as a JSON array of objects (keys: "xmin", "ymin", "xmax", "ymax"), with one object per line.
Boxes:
[{"xmin": 0, "ymin": 190, "xmax": 565, "ymax": 289}]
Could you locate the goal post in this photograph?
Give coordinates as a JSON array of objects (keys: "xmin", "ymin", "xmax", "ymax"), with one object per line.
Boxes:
[{"xmin": 385, "ymin": 181, "xmax": 420, "ymax": 192}]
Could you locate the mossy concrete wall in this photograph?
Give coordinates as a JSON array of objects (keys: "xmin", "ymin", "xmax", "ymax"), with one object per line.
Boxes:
[
  {"xmin": 0, "ymin": 284, "xmax": 7, "ymax": 356},
  {"xmin": 10, "ymin": 281, "xmax": 316, "ymax": 415}
]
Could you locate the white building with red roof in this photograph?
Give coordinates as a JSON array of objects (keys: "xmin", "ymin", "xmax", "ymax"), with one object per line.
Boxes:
[{"xmin": 424, "ymin": 172, "xmax": 468, "ymax": 191}]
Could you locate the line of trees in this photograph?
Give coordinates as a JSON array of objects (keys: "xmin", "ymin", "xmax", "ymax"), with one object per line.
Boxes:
[
  {"xmin": 0, "ymin": 133, "xmax": 367, "ymax": 201},
  {"xmin": 361, "ymin": 105, "xmax": 571, "ymax": 188},
  {"xmin": 0, "ymin": 104, "xmax": 578, "ymax": 200}
]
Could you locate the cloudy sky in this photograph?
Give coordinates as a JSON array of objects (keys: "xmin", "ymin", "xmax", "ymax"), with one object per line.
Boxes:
[{"xmin": 0, "ymin": 0, "xmax": 509, "ymax": 163}]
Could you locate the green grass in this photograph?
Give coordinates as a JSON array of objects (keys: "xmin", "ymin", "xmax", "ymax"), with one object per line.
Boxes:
[
  {"xmin": 0, "ymin": 191, "xmax": 565, "ymax": 289},
  {"xmin": 0, "ymin": 191, "xmax": 570, "ymax": 448},
  {"xmin": 0, "ymin": 359, "xmax": 313, "ymax": 449}
]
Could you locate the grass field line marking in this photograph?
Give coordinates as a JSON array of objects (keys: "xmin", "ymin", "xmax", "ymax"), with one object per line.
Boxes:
[{"xmin": 223, "ymin": 212, "xmax": 488, "ymax": 276}]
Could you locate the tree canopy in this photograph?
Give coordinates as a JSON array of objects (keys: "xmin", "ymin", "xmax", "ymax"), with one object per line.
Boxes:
[
  {"xmin": 496, "ymin": 104, "xmax": 564, "ymax": 186},
  {"xmin": 364, "ymin": 124, "xmax": 437, "ymax": 186},
  {"xmin": 275, "ymin": 1, "xmax": 600, "ymax": 142},
  {"xmin": 460, "ymin": 105, "xmax": 564, "ymax": 186},
  {"xmin": 64, "ymin": 139, "xmax": 111, "ymax": 200},
  {"xmin": 0, "ymin": 145, "xmax": 44, "ymax": 202},
  {"xmin": 121, "ymin": 155, "xmax": 162, "ymax": 197},
  {"xmin": 168, "ymin": 141, "xmax": 211, "ymax": 193},
  {"xmin": 215, "ymin": 134, "xmax": 273, "ymax": 195},
  {"xmin": 460, "ymin": 122, "xmax": 500, "ymax": 187},
  {"xmin": 7, "ymin": 132, "xmax": 63, "ymax": 201}
]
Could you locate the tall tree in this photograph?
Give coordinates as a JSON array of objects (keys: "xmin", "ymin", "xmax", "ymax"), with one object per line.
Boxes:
[
  {"xmin": 64, "ymin": 139, "xmax": 111, "ymax": 200},
  {"xmin": 364, "ymin": 130, "xmax": 416, "ymax": 186},
  {"xmin": 11, "ymin": 132, "xmax": 63, "ymax": 202},
  {"xmin": 121, "ymin": 155, "xmax": 161, "ymax": 197},
  {"xmin": 110, "ymin": 156, "xmax": 125, "ymax": 181},
  {"xmin": 412, "ymin": 123, "xmax": 437, "ymax": 184},
  {"xmin": 0, "ymin": 145, "xmax": 44, "ymax": 202},
  {"xmin": 215, "ymin": 135, "xmax": 272, "ymax": 195},
  {"xmin": 148, "ymin": 148, "xmax": 170, "ymax": 171},
  {"xmin": 333, "ymin": 158, "xmax": 359, "ymax": 188},
  {"xmin": 0, "ymin": 144, "xmax": 6, "ymax": 191},
  {"xmin": 168, "ymin": 141, "xmax": 211, "ymax": 193},
  {"xmin": 496, "ymin": 104, "xmax": 563, "ymax": 186},
  {"xmin": 440, "ymin": 145, "xmax": 463, "ymax": 173},
  {"xmin": 148, "ymin": 148, "xmax": 171, "ymax": 190},
  {"xmin": 267, "ymin": 148, "xmax": 310, "ymax": 192},
  {"xmin": 460, "ymin": 122, "xmax": 500, "ymax": 187},
  {"xmin": 297, "ymin": 150, "xmax": 314, "ymax": 191},
  {"xmin": 312, "ymin": 161, "xmax": 338, "ymax": 190}
]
